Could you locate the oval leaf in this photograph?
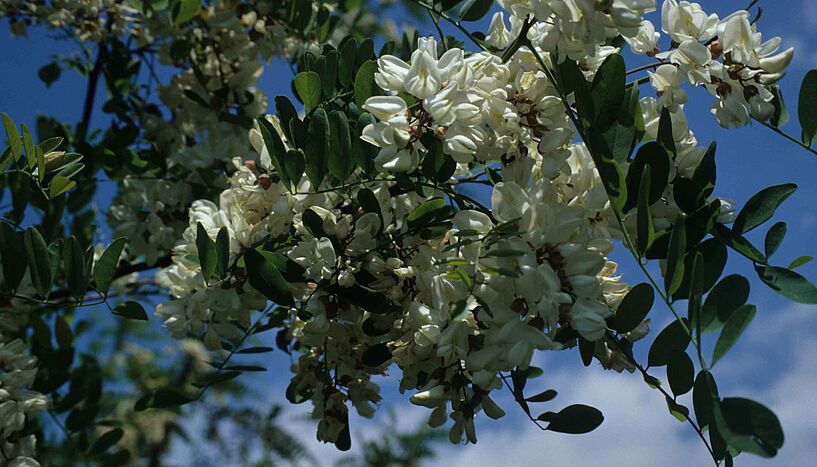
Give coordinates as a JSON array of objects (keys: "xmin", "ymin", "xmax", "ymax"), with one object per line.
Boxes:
[
  {"xmin": 733, "ymin": 183, "xmax": 797, "ymax": 234},
  {"xmin": 244, "ymin": 248, "xmax": 294, "ymax": 306},
  {"xmin": 94, "ymin": 237, "xmax": 127, "ymax": 296},
  {"xmin": 712, "ymin": 304, "xmax": 756, "ymax": 367},
  {"xmin": 544, "ymin": 404, "xmax": 604, "ymax": 434}
]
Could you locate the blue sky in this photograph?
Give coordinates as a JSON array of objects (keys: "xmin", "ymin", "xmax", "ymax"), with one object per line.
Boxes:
[{"xmin": 2, "ymin": 1, "xmax": 817, "ymax": 465}]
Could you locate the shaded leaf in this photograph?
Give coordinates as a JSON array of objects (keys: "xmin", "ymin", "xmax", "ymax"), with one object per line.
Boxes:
[
  {"xmin": 755, "ymin": 264, "xmax": 817, "ymax": 304},
  {"xmin": 764, "ymin": 222, "xmax": 787, "ymax": 258},
  {"xmin": 24, "ymin": 227, "xmax": 51, "ymax": 297},
  {"xmin": 668, "ymin": 351, "xmax": 694, "ymax": 396},
  {"xmin": 733, "ymin": 183, "xmax": 797, "ymax": 234},
  {"xmin": 612, "ymin": 283, "xmax": 654, "ymax": 333},
  {"xmin": 94, "ymin": 238, "xmax": 127, "ymax": 296},
  {"xmin": 354, "ymin": 60, "xmax": 378, "ymax": 107},
  {"xmin": 712, "ymin": 305, "xmax": 756, "ymax": 366},
  {"xmin": 798, "ymin": 69, "xmax": 817, "ymax": 146},
  {"xmin": 543, "ymin": 404, "xmax": 604, "ymax": 434},
  {"xmin": 196, "ymin": 222, "xmax": 217, "ymax": 283},
  {"xmin": 244, "ymin": 248, "xmax": 294, "ymax": 306},
  {"xmin": 112, "ymin": 301, "xmax": 149, "ymax": 321},
  {"xmin": 714, "ymin": 397, "xmax": 784, "ymax": 458},
  {"xmin": 648, "ymin": 318, "xmax": 690, "ymax": 367},
  {"xmin": 294, "ymin": 71, "xmax": 322, "ymax": 112},
  {"xmin": 134, "ymin": 388, "xmax": 193, "ymax": 411}
]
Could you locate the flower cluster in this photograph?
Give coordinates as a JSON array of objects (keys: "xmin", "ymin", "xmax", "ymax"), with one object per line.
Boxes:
[
  {"xmin": 151, "ymin": 0, "xmax": 787, "ymax": 452},
  {"xmin": 0, "ymin": 270, "xmax": 49, "ymax": 466},
  {"xmin": 647, "ymin": 1, "xmax": 793, "ymax": 127}
]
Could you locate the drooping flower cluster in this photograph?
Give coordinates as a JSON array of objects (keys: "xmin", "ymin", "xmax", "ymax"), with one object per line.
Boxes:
[
  {"xmin": 645, "ymin": 0, "xmax": 793, "ymax": 127},
  {"xmin": 152, "ymin": 0, "xmax": 787, "ymax": 451},
  {"xmin": 0, "ymin": 267, "xmax": 49, "ymax": 466}
]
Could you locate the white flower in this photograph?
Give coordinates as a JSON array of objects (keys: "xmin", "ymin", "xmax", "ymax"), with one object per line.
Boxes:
[
  {"xmin": 486, "ymin": 13, "xmax": 512, "ymax": 49},
  {"xmin": 374, "ymin": 55, "xmax": 411, "ymax": 92},
  {"xmin": 625, "ymin": 20, "xmax": 660, "ymax": 55},
  {"xmin": 288, "ymin": 237, "xmax": 337, "ymax": 281},
  {"xmin": 649, "ymin": 64, "xmax": 688, "ymax": 111},
  {"xmin": 405, "ymin": 47, "xmax": 441, "ymax": 99},
  {"xmin": 661, "ymin": 0, "xmax": 719, "ymax": 43}
]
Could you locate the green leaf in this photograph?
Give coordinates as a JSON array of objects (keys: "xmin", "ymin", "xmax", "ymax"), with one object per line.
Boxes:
[
  {"xmin": 0, "ymin": 223, "xmax": 27, "ymax": 290},
  {"xmin": 733, "ymin": 183, "xmax": 797, "ymax": 234},
  {"xmin": 687, "ymin": 252, "xmax": 705, "ymax": 343},
  {"xmin": 94, "ymin": 237, "xmax": 127, "ymax": 296},
  {"xmin": 668, "ymin": 351, "xmax": 694, "ymax": 396},
  {"xmin": 321, "ymin": 51, "xmax": 339, "ymax": 98},
  {"xmin": 304, "ymin": 109, "xmax": 329, "ymax": 187},
  {"xmin": 134, "ymin": 388, "xmax": 193, "ymax": 411},
  {"xmin": 459, "ymin": 0, "xmax": 492, "ymax": 21},
  {"xmin": 2, "ymin": 113, "xmax": 22, "ymax": 161},
  {"xmin": 49, "ymin": 175, "xmax": 76, "ymax": 198},
  {"xmin": 672, "ymin": 238, "xmax": 727, "ymax": 301},
  {"xmin": 612, "ymin": 283, "xmax": 654, "ymax": 333},
  {"xmin": 256, "ymin": 116, "xmax": 291, "ymax": 188},
  {"xmin": 215, "ymin": 227, "xmax": 229, "ymax": 279},
  {"xmin": 196, "ymin": 222, "xmax": 217, "ymax": 283},
  {"xmin": 38, "ymin": 62, "xmax": 61, "ymax": 87},
  {"xmin": 764, "ymin": 222, "xmax": 787, "ymax": 258},
  {"xmin": 636, "ymin": 166, "xmax": 654, "ymax": 253},
  {"xmin": 294, "ymin": 71, "xmax": 322, "ymax": 113},
  {"xmin": 244, "ymin": 248, "xmax": 294, "ymax": 306},
  {"xmin": 692, "ymin": 141, "xmax": 717, "ymax": 200},
  {"xmin": 656, "ymin": 106, "xmax": 676, "ymax": 157},
  {"xmin": 755, "ymin": 264, "xmax": 817, "ymax": 304},
  {"xmin": 407, "ymin": 198, "xmax": 446, "ymax": 228},
  {"xmin": 284, "ymin": 149, "xmax": 305, "ymax": 185},
  {"xmin": 648, "ymin": 318, "xmax": 690, "ymax": 367},
  {"xmin": 713, "ymin": 397, "xmax": 784, "ymax": 458},
  {"xmin": 337, "ymin": 37, "xmax": 357, "ymax": 88},
  {"xmin": 112, "ymin": 301, "xmax": 149, "ymax": 321},
  {"xmin": 700, "ymin": 275, "xmax": 750, "ymax": 333},
  {"xmin": 327, "ymin": 110, "xmax": 352, "ymax": 181},
  {"xmin": 789, "ymin": 255, "xmax": 813, "ymax": 269},
  {"xmin": 798, "ymin": 69, "xmax": 817, "ymax": 146},
  {"xmin": 36, "ymin": 146, "xmax": 45, "ymax": 182},
  {"xmin": 24, "ymin": 227, "xmax": 52, "ymax": 297},
  {"xmin": 591, "ymin": 54, "xmax": 625, "ymax": 130},
  {"xmin": 172, "ymin": 0, "xmax": 201, "ymax": 25},
  {"xmin": 22, "ymin": 124, "xmax": 35, "ymax": 169},
  {"xmin": 361, "ymin": 342, "xmax": 391, "ymax": 367},
  {"xmin": 665, "ymin": 215, "xmax": 686, "ymax": 296},
  {"xmin": 63, "ymin": 236, "xmax": 89, "ymax": 301},
  {"xmin": 770, "ymin": 86, "xmax": 788, "ymax": 128},
  {"xmin": 89, "ymin": 428, "xmax": 124, "ymax": 456},
  {"xmin": 713, "ymin": 223, "xmax": 766, "ymax": 264},
  {"xmin": 274, "ymin": 96, "xmax": 299, "ymax": 143},
  {"xmin": 354, "ymin": 60, "xmax": 378, "ymax": 107},
  {"xmin": 693, "ymin": 370, "xmax": 719, "ymax": 429},
  {"xmin": 625, "ymin": 143, "xmax": 671, "ymax": 212},
  {"xmin": 586, "ymin": 129, "xmax": 627, "ymax": 212},
  {"xmin": 352, "ymin": 113, "xmax": 377, "ymax": 173},
  {"xmin": 542, "ymin": 404, "xmax": 604, "ymax": 434},
  {"xmin": 712, "ymin": 304, "xmax": 756, "ymax": 367}
]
